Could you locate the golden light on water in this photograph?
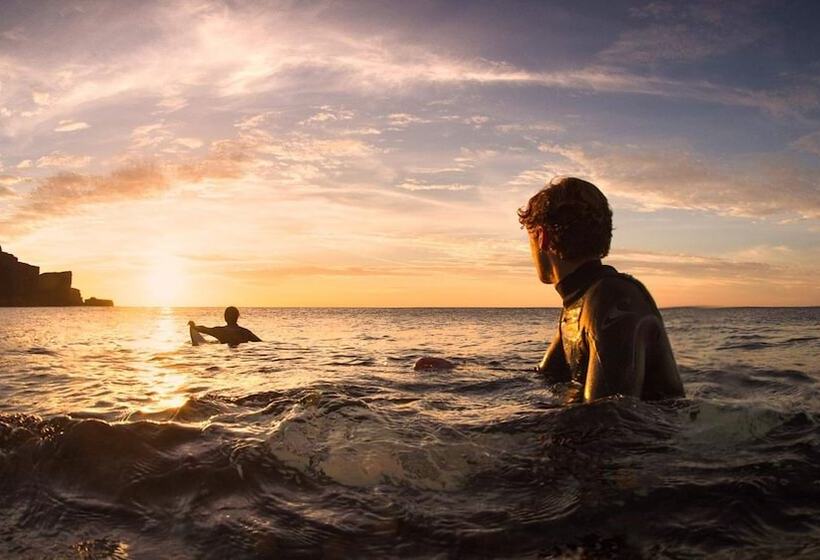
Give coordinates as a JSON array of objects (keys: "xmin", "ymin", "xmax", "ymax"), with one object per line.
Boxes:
[
  {"xmin": 148, "ymin": 374, "xmax": 189, "ymax": 412},
  {"xmin": 132, "ymin": 308, "xmax": 192, "ymax": 414}
]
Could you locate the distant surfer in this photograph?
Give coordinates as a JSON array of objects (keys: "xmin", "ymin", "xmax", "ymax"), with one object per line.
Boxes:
[
  {"xmin": 519, "ymin": 177, "xmax": 685, "ymax": 402},
  {"xmin": 188, "ymin": 306, "xmax": 261, "ymax": 347}
]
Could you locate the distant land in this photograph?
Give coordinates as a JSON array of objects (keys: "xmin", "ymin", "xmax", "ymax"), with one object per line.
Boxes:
[{"xmin": 0, "ymin": 246, "xmax": 113, "ymax": 307}]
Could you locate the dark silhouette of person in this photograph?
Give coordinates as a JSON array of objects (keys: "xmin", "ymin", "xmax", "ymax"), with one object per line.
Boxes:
[
  {"xmin": 519, "ymin": 176, "xmax": 684, "ymax": 402},
  {"xmin": 188, "ymin": 306, "xmax": 261, "ymax": 346}
]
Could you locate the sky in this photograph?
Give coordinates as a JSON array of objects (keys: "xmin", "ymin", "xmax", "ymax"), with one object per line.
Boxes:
[{"xmin": 0, "ymin": 0, "xmax": 818, "ymax": 307}]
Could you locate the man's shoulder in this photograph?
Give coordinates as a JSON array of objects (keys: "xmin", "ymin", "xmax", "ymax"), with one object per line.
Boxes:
[
  {"xmin": 236, "ymin": 326, "xmax": 260, "ymax": 341},
  {"xmin": 584, "ymin": 272, "xmax": 657, "ymax": 315}
]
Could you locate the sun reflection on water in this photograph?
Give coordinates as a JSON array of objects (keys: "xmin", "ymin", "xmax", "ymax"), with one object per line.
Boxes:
[
  {"xmin": 135, "ymin": 308, "xmax": 191, "ymax": 413},
  {"xmin": 141, "ymin": 370, "xmax": 189, "ymax": 413},
  {"xmin": 138, "ymin": 307, "xmax": 183, "ymax": 353}
]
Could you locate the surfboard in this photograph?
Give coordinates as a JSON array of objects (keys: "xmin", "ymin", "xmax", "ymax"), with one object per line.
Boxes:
[{"xmin": 190, "ymin": 324, "xmax": 207, "ymax": 346}]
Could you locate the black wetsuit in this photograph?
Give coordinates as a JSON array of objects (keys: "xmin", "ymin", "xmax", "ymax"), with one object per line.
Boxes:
[
  {"xmin": 538, "ymin": 260, "xmax": 685, "ymax": 402},
  {"xmin": 194, "ymin": 325, "xmax": 261, "ymax": 346}
]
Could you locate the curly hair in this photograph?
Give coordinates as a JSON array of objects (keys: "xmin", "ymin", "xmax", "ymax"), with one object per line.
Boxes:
[{"xmin": 517, "ymin": 176, "xmax": 612, "ymax": 261}]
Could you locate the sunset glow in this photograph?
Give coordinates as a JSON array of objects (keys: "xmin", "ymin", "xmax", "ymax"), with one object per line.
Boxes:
[
  {"xmin": 145, "ymin": 255, "xmax": 186, "ymax": 307},
  {"xmin": 1, "ymin": 1, "xmax": 818, "ymax": 307}
]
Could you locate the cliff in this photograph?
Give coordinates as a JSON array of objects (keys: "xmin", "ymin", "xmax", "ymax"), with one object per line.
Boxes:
[
  {"xmin": 84, "ymin": 297, "xmax": 114, "ymax": 307},
  {"xmin": 0, "ymin": 246, "xmax": 114, "ymax": 307}
]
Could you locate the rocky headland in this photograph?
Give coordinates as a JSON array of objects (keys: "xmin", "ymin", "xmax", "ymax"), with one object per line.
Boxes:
[{"xmin": 0, "ymin": 246, "xmax": 114, "ymax": 307}]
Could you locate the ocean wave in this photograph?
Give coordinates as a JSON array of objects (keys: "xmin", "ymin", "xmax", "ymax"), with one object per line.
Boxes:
[
  {"xmin": 1, "ymin": 392, "xmax": 818, "ymax": 558},
  {"xmin": 2, "ymin": 307, "xmax": 819, "ymax": 558}
]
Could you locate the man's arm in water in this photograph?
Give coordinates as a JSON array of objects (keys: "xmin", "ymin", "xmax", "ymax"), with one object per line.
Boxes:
[
  {"xmin": 537, "ymin": 329, "xmax": 571, "ymax": 382},
  {"xmin": 199, "ymin": 326, "xmax": 261, "ymax": 344},
  {"xmin": 581, "ymin": 278, "xmax": 661, "ymax": 401},
  {"xmin": 193, "ymin": 325, "xmax": 221, "ymax": 338}
]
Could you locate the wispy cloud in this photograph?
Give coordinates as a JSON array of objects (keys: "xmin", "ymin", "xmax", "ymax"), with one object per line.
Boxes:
[
  {"xmin": 537, "ymin": 142, "xmax": 820, "ymax": 219},
  {"xmin": 1, "ymin": 0, "xmax": 811, "ymax": 147},
  {"xmin": 608, "ymin": 248, "xmax": 818, "ymax": 283},
  {"xmin": 387, "ymin": 113, "xmax": 431, "ymax": 127},
  {"xmin": 54, "ymin": 119, "xmax": 89, "ymax": 132},
  {"xmin": 495, "ymin": 122, "xmax": 564, "ymax": 134},
  {"xmin": 300, "ymin": 106, "xmax": 355, "ymax": 125},
  {"xmin": 0, "ymin": 174, "xmax": 23, "ymax": 187},
  {"xmin": 1, "ymin": 0, "xmax": 818, "ymax": 306},
  {"xmin": 5, "ymin": 163, "xmax": 167, "ymax": 228},
  {"xmin": 396, "ymin": 180, "xmax": 473, "ymax": 192},
  {"xmin": 35, "ymin": 151, "xmax": 92, "ymax": 168},
  {"xmin": 600, "ymin": 1, "xmax": 769, "ymax": 65},
  {"xmin": 792, "ymin": 131, "xmax": 820, "ymax": 157},
  {"xmin": 31, "ymin": 91, "xmax": 50, "ymax": 106},
  {"xmin": 1, "ymin": 117, "xmax": 390, "ymax": 233}
]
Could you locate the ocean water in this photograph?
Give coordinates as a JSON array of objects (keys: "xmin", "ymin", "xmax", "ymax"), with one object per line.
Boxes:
[{"xmin": 1, "ymin": 307, "xmax": 818, "ymax": 559}]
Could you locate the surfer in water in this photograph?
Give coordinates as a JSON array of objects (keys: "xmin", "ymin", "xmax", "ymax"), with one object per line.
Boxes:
[
  {"xmin": 520, "ymin": 176, "xmax": 684, "ymax": 402},
  {"xmin": 188, "ymin": 306, "xmax": 261, "ymax": 347}
]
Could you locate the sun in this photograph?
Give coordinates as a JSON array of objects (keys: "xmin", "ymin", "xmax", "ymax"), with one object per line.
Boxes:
[{"xmin": 145, "ymin": 255, "xmax": 186, "ymax": 307}]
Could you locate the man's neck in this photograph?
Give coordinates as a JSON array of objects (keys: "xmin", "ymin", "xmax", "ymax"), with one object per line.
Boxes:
[
  {"xmin": 553, "ymin": 258, "xmax": 609, "ymax": 306},
  {"xmin": 551, "ymin": 257, "xmax": 599, "ymax": 286}
]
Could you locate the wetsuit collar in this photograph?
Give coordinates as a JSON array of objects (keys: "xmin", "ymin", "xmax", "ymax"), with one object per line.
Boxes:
[{"xmin": 555, "ymin": 259, "xmax": 617, "ymax": 307}]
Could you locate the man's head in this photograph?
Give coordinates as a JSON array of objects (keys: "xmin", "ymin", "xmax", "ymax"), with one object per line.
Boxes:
[
  {"xmin": 224, "ymin": 306, "xmax": 240, "ymax": 326},
  {"xmin": 518, "ymin": 176, "xmax": 612, "ymax": 284}
]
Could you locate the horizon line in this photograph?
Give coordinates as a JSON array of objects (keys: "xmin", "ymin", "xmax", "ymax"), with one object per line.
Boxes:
[{"xmin": 5, "ymin": 305, "xmax": 817, "ymax": 310}]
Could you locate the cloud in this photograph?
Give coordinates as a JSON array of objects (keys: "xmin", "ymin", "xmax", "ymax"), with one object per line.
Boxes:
[
  {"xmin": 1, "ymin": 27, "xmax": 26, "ymax": 42},
  {"xmin": 0, "ymin": 174, "xmax": 22, "ymax": 186},
  {"xmin": 0, "ymin": 113, "xmax": 397, "ymax": 236},
  {"xmin": 174, "ymin": 137, "xmax": 204, "ymax": 149},
  {"xmin": 396, "ymin": 180, "xmax": 472, "ymax": 192},
  {"xmin": 506, "ymin": 166, "xmax": 553, "ymax": 188},
  {"xmin": 600, "ymin": 1, "xmax": 768, "ymax": 65},
  {"xmin": 387, "ymin": 113, "xmax": 431, "ymax": 127},
  {"xmin": 792, "ymin": 131, "xmax": 820, "ymax": 156},
  {"xmin": 235, "ymin": 264, "xmax": 408, "ymax": 280},
  {"xmin": 128, "ymin": 124, "xmax": 203, "ymax": 152},
  {"xmin": 54, "ymin": 119, "xmax": 90, "ymax": 132},
  {"xmin": 235, "ymin": 112, "xmax": 277, "ymax": 130},
  {"xmin": 255, "ymin": 135, "xmax": 378, "ymax": 164},
  {"xmin": 31, "ymin": 91, "xmax": 50, "ymax": 106},
  {"xmin": 495, "ymin": 122, "xmax": 564, "ymax": 134},
  {"xmin": 0, "ymin": 133, "xmax": 262, "ymax": 233},
  {"xmin": 300, "ymin": 106, "xmax": 354, "ymax": 125},
  {"xmin": 156, "ymin": 96, "xmax": 188, "ymax": 111},
  {"xmin": 16, "ymin": 159, "xmax": 33, "ymax": 169},
  {"xmin": 537, "ymin": 142, "xmax": 820, "ymax": 219},
  {"xmin": 403, "ymin": 165, "xmax": 469, "ymax": 175},
  {"xmin": 228, "ymin": 237, "xmax": 818, "ymax": 297},
  {"xmin": 606, "ymin": 248, "xmax": 820, "ymax": 295},
  {"xmin": 462, "ymin": 115, "xmax": 490, "ymax": 127},
  {"xmin": 728, "ymin": 244, "xmax": 799, "ymax": 264},
  {"xmin": 0, "ymin": 185, "xmax": 16, "ymax": 197},
  {"xmin": 5, "ymin": 163, "xmax": 168, "ymax": 228},
  {"xmin": 0, "ymin": 0, "xmax": 813, "ymax": 148},
  {"xmin": 130, "ymin": 123, "xmax": 170, "ymax": 149},
  {"xmin": 342, "ymin": 127, "xmax": 382, "ymax": 136},
  {"xmin": 35, "ymin": 151, "xmax": 92, "ymax": 168}
]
